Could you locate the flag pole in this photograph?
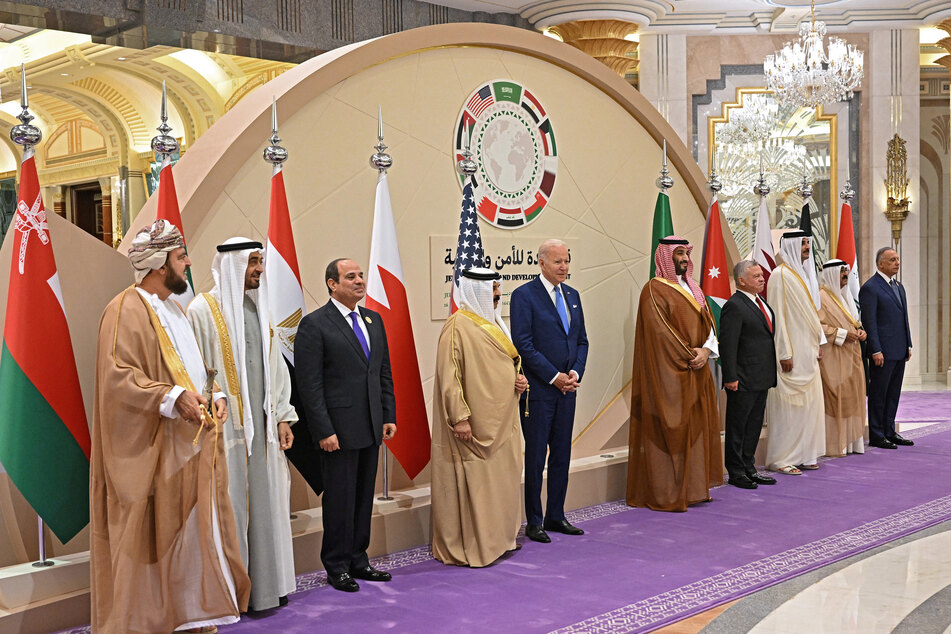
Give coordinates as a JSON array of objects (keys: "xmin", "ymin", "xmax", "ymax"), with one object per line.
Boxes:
[
  {"xmin": 11, "ymin": 65, "xmax": 56, "ymax": 569},
  {"xmin": 371, "ymin": 106, "xmax": 395, "ymax": 502}
]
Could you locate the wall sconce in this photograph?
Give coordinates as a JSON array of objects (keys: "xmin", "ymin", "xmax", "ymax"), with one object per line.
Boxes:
[{"xmin": 884, "ymin": 133, "xmax": 910, "ymax": 247}]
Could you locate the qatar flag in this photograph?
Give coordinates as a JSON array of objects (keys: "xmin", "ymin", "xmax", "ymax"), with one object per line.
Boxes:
[
  {"xmin": 752, "ymin": 195, "xmax": 776, "ymax": 298},
  {"xmin": 836, "ymin": 199, "xmax": 860, "ymax": 312},
  {"xmin": 366, "ymin": 172, "xmax": 430, "ymax": 480},
  {"xmin": 155, "ymin": 155, "xmax": 195, "ymax": 307},
  {"xmin": 265, "ymin": 164, "xmax": 306, "ymax": 365}
]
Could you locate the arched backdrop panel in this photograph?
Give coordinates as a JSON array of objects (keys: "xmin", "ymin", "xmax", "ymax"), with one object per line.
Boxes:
[{"xmin": 122, "ymin": 23, "xmax": 733, "ymax": 497}]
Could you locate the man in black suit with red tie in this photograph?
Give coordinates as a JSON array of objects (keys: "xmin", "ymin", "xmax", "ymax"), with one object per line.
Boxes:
[
  {"xmin": 719, "ymin": 260, "xmax": 778, "ymax": 489},
  {"xmin": 294, "ymin": 258, "xmax": 397, "ymax": 592}
]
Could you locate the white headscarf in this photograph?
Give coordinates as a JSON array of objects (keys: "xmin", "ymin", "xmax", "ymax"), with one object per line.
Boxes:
[
  {"xmin": 458, "ymin": 267, "xmax": 511, "ymax": 340},
  {"xmin": 820, "ymin": 259, "xmax": 859, "ymax": 321},
  {"xmin": 777, "ymin": 231, "xmax": 821, "ymax": 310},
  {"xmin": 211, "ymin": 237, "xmax": 273, "ymax": 453}
]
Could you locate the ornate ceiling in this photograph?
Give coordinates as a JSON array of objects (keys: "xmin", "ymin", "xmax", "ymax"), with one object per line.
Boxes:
[{"xmin": 0, "ymin": 29, "xmax": 293, "ymax": 178}]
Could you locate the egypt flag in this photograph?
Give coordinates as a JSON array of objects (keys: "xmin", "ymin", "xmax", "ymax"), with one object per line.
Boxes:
[
  {"xmin": 752, "ymin": 195, "xmax": 776, "ymax": 298},
  {"xmin": 835, "ymin": 197, "xmax": 860, "ymax": 311},
  {"xmin": 155, "ymin": 155, "xmax": 194, "ymax": 307},
  {"xmin": 700, "ymin": 195, "xmax": 731, "ymax": 333},
  {"xmin": 366, "ymin": 172, "xmax": 430, "ymax": 479},
  {"xmin": 0, "ymin": 149, "xmax": 90, "ymax": 543},
  {"xmin": 649, "ymin": 189, "xmax": 673, "ymax": 278},
  {"xmin": 265, "ymin": 164, "xmax": 305, "ymax": 365}
]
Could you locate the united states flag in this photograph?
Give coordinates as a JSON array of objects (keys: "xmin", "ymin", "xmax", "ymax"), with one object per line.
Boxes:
[
  {"xmin": 466, "ymin": 86, "xmax": 494, "ymax": 117},
  {"xmin": 450, "ymin": 180, "xmax": 486, "ymax": 313}
]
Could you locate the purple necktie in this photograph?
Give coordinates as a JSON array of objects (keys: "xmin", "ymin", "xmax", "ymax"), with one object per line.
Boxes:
[{"xmin": 349, "ymin": 311, "xmax": 370, "ymax": 359}]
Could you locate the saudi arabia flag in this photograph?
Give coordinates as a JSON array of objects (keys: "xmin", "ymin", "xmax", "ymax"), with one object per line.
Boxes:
[
  {"xmin": 700, "ymin": 195, "xmax": 731, "ymax": 333},
  {"xmin": 0, "ymin": 149, "xmax": 91, "ymax": 543},
  {"xmin": 649, "ymin": 189, "xmax": 673, "ymax": 278}
]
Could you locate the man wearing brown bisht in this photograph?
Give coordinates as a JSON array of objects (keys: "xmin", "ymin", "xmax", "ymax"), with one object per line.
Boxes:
[
  {"xmin": 627, "ymin": 236, "xmax": 723, "ymax": 512},
  {"xmin": 431, "ymin": 267, "xmax": 528, "ymax": 566},
  {"xmin": 91, "ymin": 219, "xmax": 250, "ymax": 634},
  {"xmin": 818, "ymin": 259, "xmax": 867, "ymax": 456}
]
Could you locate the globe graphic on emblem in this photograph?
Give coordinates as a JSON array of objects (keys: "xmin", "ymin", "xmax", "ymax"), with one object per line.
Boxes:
[{"xmin": 482, "ymin": 116, "xmax": 535, "ymax": 193}]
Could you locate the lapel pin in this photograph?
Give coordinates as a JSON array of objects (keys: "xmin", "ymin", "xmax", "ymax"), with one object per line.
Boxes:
[
  {"xmin": 365, "ymin": 315, "xmax": 372, "ymax": 324},
  {"xmin": 572, "ymin": 304, "xmax": 577, "ymax": 308}
]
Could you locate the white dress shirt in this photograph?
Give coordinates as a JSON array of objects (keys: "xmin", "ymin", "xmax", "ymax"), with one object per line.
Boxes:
[{"xmin": 537, "ymin": 274, "xmax": 579, "ymax": 384}]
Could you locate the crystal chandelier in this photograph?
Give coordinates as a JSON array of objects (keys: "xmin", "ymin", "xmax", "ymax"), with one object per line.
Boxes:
[
  {"xmin": 717, "ymin": 93, "xmax": 779, "ymax": 146},
  {"xmin": 717, "ymin": 139, "xmax": 806, "ymax": 198},
  {"xmin": 764, "ymin": 0, "xmax": 864, "ymax": 109}
]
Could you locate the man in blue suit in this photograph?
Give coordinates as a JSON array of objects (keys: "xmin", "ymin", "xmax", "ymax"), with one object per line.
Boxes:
[
  {"xmin": 510, "ymin": 239, "xmax": 589, "ymax": 543},
  {"xmin": 859, "ymin": 247, "xmax": 914, "ymax": 449}
]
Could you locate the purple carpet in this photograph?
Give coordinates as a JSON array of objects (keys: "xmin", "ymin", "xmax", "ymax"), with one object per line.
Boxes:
[{"xmin": 59, "ymin": 392, "xmax": 951, "ymax": 634}]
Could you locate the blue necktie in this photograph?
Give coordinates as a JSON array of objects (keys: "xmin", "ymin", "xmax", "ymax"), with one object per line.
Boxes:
[
  {"xmin": 554, "ymin": 285, "xmax": 570, "ymax": 334},
  {"xmin": 889, "ymin": 279, "xmax": 902, "ymax": 304},
  {"xmin": 349, "ymin": 312, "xmax": 370, "ymax": 359}
]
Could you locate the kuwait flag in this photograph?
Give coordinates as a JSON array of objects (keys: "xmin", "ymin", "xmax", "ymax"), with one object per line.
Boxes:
[
  {"xmin": 265, "ymin": 164, "xmax": 305, "ymax": 365},
  {"xmin": 0, "ymin": 149, "xmax": 91, "ymax": 543},
  {"xmin": 835, "ymin": 198, "xmax": 860, "ymax": 311},
  {"xmin": 155, "ymin": 155, "xmax": 194, "ymax": 307},
  {"xmin": 752, "ymin": 196, "xmax": 776, "ymax": 299},
  {"xmin": 700, "ymin": 194, "xmax": 731, "ymax": 333},
  {"xmin": 365, "ymin": 172, "xmax": 430, "ymax": 479},
  {"xmin": 649, "ymin": 189, "xmax": 673, "ymax": 278}
]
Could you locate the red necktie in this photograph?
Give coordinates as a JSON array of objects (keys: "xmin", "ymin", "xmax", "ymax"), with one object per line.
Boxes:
[{"xmin": 756, "ymin": 296, "xmax": 773, "ymax": 332}]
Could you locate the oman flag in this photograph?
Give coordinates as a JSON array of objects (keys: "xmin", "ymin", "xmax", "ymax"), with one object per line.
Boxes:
[
  {"xmin": 365, "ymin": 172, "xmax": 430, "ymax": 479},
  {"xmin": 265, "ymin": 164, "xmax": 305, "ymax": 365},
  {"xmin": 154, "ymin": 155, "xmax": 194, "ymax": 307},
  {"xmin": 752, "ymin": 195, "xmax": 776, "ymax": 298},
  {"xmin": 0, "ymin": 149, "xmax": 91, "ymax": 543},
  {"xmin": 835, "ymin": 197, "xmax": 860, "ymax": 311},
  {"xmin": 700, "ymin": 194, "xmax": 731, "ymax": 333}
]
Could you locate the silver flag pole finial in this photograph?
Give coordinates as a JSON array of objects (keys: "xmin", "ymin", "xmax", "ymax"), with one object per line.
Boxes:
[
  {"xmin": 10, "ymin": 63, "xmax": 41, "ymax": 149},
  {"xmin": 456, "ymin": 120, "xmax": 477, "ymax": 176},
  {"xmin": 708, "ymin": 141, "xmax": 721, "ymax": 193},
  {"xmin": 151, "ymin": 80, "xmax": 179, "ymax": 161},
  {"xmin": 370, "ymin": 105, "xmax": 392, "ymax": 173},
  {"xmin": 264, "ymin": 96, "xmax": 288, "ymax": 166},
  {"xmin": 656, "ymin": 138, "xmax": 674, "ymax": 190},
  {"xmin": 753, "ymin": 148, "xmax": 770, "ymax": 197}
]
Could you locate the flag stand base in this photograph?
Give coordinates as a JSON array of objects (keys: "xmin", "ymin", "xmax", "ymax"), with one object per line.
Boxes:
[{"xmin": 31, "ymin": 561, "xmax": 54, "ymax": 568}]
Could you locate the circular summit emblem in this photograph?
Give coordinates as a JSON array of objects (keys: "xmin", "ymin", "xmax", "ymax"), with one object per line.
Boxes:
[{"xmin": 455, "ymin": 79, "xmax": 557, "ymax": 229}]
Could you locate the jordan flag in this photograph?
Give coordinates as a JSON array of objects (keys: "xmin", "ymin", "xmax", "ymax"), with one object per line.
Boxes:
[
  {"xmin": 0, "ymin": 149, "xmax": 91, "ymax": 543},
  {"xmin": 155, "ymin": 155, "xmax": 194, "ymax": 307},
  {"xmin": 752, "ymin": 195, "xmax": 776, "ymax": 298},
  {"xmin": 265, "ymin": 164, "xmax": 305, "ymax": 365},
  {"xmin": 836, "ymin": 198, "xmax": 860, "ymax": 311},
  {"xmin": 366, "ymin": 172, "xmax": 430, "ymax": 479},
  {"xmin": 700, "ymin": 194, "xmax": 731, "ymax": 333}
]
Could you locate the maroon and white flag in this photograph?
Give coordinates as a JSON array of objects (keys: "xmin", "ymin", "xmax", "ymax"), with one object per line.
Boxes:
[
  {"xmin": 752, "ymin": 195, "xmax": 776, "ymax": 297},
  {"xmin": 366, "ymin": 172, "xmax": 430, "ymax": 479}
]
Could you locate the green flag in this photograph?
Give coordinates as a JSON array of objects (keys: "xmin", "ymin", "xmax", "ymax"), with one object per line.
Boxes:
[{"xmin": 649, "ymin": 190, "xmax": 673, "ymax": 278}]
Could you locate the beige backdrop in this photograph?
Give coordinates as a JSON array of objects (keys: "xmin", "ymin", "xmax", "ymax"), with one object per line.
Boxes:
[{"xmin": 0, "ymin": 23, "xmax": 733, "ymax": 560}]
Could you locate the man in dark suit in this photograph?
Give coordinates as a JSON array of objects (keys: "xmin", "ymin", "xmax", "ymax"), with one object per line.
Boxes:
[
  {"xmin": 510, "ymin": 239, "xmax": 588, "ymax": 543},
  {"xmin": 719, "ymin": 260, "xmax": 778, "ymax": 489},
  {"xmin": 860, "ymin": 247, "xmax": 914, "ymax": 449},
  {"xmin": 294, "ymin": 258, "xmax": 397, "ymax": 592}
]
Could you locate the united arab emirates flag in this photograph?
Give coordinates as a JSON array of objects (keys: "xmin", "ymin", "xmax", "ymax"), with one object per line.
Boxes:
[
  {"xmin": 649, "ymin": 189, "xmax": 673, "ymax": 278},
  {"xmin": 0, "ymin": 149, "xmax": 91, "ymax": 544}
]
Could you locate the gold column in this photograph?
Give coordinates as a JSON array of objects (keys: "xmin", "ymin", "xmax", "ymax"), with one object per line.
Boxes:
[{"xmin": 548, "ymin": 20, "xmax": 638, "ymax": 77}]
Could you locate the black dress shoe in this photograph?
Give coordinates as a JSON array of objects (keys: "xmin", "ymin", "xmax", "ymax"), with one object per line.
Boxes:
[
  {"xmin": 525, "ymin": 524, "xmax": 551, "ymax": 543},
  {"xmin": 887, "ymin": 434, "xmax": 914, "ymax": 446},
  {"xmin": 350, "ymin": 565, "xmax": 392, "ymax": 582},
  {"xmin": 328, "ymin": 572, "xmax": 360, "ymax": 592},
  {"xmin": 870, "ymin": 439, "xmax": 898, "ymax": 449},
  {"xmin": 543, "ymin": 519, "xmax": 585, "ymax": 535},
  {"xmin": 747, "ymin": 472, "xmax": 777, "ymax": 485},
  {"xmin": 279, "ymin": 595, "xmax": 289, "ymax": 607},
  {"xmin": 728, "ymin": 475, "xmax": 758, "ymax": 489}
]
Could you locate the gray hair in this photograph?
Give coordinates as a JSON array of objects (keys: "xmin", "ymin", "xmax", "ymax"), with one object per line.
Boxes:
[
  {"xmin": 733, "ymin": 259, "xmax": 759, "ymax": 282},
  {"xmin": 875, "ymin": 246, "xmax": 896, "ymax": 264},
  {"xmin": 537, "ymin": 238, "xmax": 567, "ymax": 263}
]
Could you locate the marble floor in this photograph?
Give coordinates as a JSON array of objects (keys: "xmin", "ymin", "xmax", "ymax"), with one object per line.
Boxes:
[{"xmin": 694, "ymin": 383, "xmax": 951, "ymax": 634}]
